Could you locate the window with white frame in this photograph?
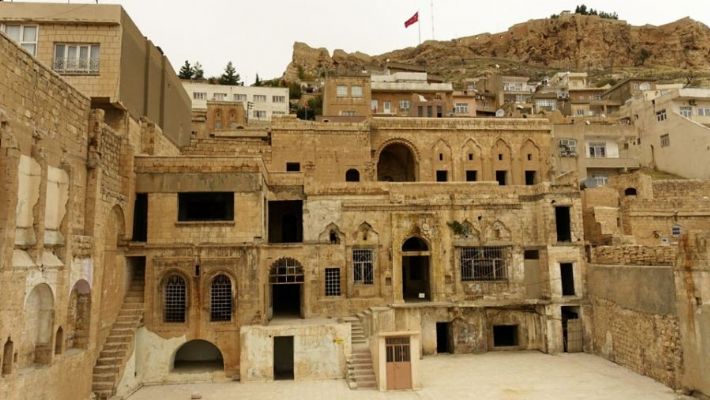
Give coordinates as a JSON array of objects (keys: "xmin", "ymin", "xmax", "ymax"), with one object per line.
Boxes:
[
  {"xmin": 588, "ymin": 142, "xmax": 607, "ymax": 158},
  {"xmin": 460, "ymin": 247, "xmax": 508, "ymax": 281},
  {"xmin": 253, "ymin": 95, "xmax": 267, "ymax": 103},
  {"xmin": 698, "ymin": 107, "xmax": 710, "ymax": 117},
  {"xmin": 2, "ymin": 24, "xmax": 38, "ymax": 56},
  {"xmin": 660, "ymin": 133, "xmax": 670, "ymax": 147},
  {"xmin": 272, "ymin": 95, "xmax": 286, "ymax": 103},
  {"xmin": 680, "ymin": 106, "xmax": 692, "ymax": 118},
  {"xmin": 455, "ymin": 103, "xmax": 469, "ymax": 114},
  {"xmin": 591, "ymin": 174, "xmax": 608, "ymax": 187},
  {"xmin": 53, "ymin": 43, "xmax": 100, "ymax": 74},
  {"xmin": 370, "ymin": 100, "xmax": 378, "ymax": 112},
  {"xmin": 340, "ymin": 111, "xmax": 356, "ymax": 116},
  {"xmin": 536, "ymin": 99, "xmax": 557, "ymax": 110},
  {"xmin": 351, "ymin": 86, "xmax": 363, "ymax": 97},
  {"xmin": 515, "ymin": 94, "xmax": 528, "ymax": 103},
  {"xmin": 336, "ymin": 85, "xmax": 348, "ymax": 97},
  {"xmin": 234, "ymin": 94, "xmax": 247, "ymax": 102},
  {"xmin": 353, "ymin": 249, "xmax": 374, "ymax": 284},
  {"xmin": 253, "ymin": 110, "xmax": 267, "ymax": 119},
  {"xmin": 324, "ymin": 268, "xmax": 341, "ymax": 296},
  {"xmin": 213, "ymin": 93, "xmax": 227, "ymax": 101},
  {"xmin": 193, "ymin": 92, "xmax": 206, "ymax": 100},
  {"xmin": 656, "ymin": 109, "xmax": 667, "ymax": 122},
  {"xmin": 399, "ymin": 100, "xmax": 410, "ymax": 111}
]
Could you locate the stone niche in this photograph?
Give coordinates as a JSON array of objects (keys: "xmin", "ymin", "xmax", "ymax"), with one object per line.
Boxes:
[
  {"xmin": 44, "ymin": 166, "xmax": 69, "ymax": 246},
  {"xmin": 15, "ymin": 155, "xmax": 41, "ymax": 246}
]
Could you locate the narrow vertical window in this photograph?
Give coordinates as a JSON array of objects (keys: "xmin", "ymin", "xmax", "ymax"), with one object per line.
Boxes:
[
  {"xmin": 164, "ymin": 275, "xmax": 186, "ymax": 323},
  {"xmin": 324, "ymin": 268, "xmax": 341, "ymax": 296},
  {"xmin": 210, "ymin": 274, "xmax": 233, "ymax": 322}
]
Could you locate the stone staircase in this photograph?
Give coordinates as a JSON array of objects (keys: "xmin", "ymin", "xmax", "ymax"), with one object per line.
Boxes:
[
  {"xmin": 344, "ymin": 316, "xmax": 376, "ymax": 390},
  {"xmin": 91, "ymin": 275, "xmax": 145, "ymax": 400}
]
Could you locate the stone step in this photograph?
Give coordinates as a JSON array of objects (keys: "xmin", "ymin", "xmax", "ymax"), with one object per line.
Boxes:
[
  {"xmin": 122, "ymin": 303, "xmax": 144, "ymax": 310},
  {"xmin": 99, "ymin": 349, "xmax": 125, "ymax": 359},
  {"xmin": 109, "ymin": 328, "xmax": 134, "ymax": 336},
  {"xmin": 118, "ymin": 310, "xmax": 142, "ymax": 317},
  {"xmin": 92, "ymin": 373, "xmax": 115, "ymax": 383},
  {"xmin": 106, "ymin": 335, "xmax": 132, "ymax": 344},
  {"xmin": 93, "ymin": 365, "xmax": 119, "ymax": 374},
  {"xmin": 92, "ymin": 382, "xmax": 115, "ymax": 391},
  {"xmin": 93, "ymin": 390, "xmax": 113, "ymax": 400},
  {"xmin": 95, "ymin": 357, "xmax": 122, "ymax": 366},
  {"xmin": 102, "ymin": 342, "xmax": 128, "ymax": 350}
]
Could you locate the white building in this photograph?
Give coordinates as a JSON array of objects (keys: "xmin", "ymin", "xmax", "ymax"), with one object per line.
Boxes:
[{"xmin": 182, "ymin": 81, "xmax": 289, "ymax": 121}]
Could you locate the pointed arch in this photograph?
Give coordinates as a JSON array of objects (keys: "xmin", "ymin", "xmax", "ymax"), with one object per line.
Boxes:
[
  {"xmin": 354, "ymin": 221, "xmax": 379, "ymax": 243},
  {"xmin": 492, "ymin": 138, "xmax": 513, "ymax": 185},
  {"xmin": 376, "ymin": 139, "xmax": 419, "ymax": 182},
  {"xmin": 2, "ymin": 337, "xmax": 13, "ymax": 376},
  {"xmin": 521, "ymin": 139, "xmax": 542, "ymax": 185},
  {"xmin": 319, "ymin": 222, "xmax": 345, "ymax": 244},
  {"xmin": 210, "ymin": 274, "xmax": 233, "ymax": 322},
  {"xmin": 486, "ymin": 220, "xmax": 512, "ymax": 242},
  {"xmin": 163, "ymin": 273, "xmax": 187, "ymax": 323}
]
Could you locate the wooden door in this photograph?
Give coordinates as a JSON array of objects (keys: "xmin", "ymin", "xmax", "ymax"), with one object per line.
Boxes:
[
  {"xmin": 566, "ymin": 319, "xmax": 583, "ymax": 353},
  {"xmin": 386, "ymin": 337, "xmax": 412, "ymax": 390}
]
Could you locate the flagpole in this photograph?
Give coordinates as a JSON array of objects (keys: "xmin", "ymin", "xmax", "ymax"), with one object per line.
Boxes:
[{"xmin": 418, "ymin": 13, "xmax": 421, "ymax": 45}]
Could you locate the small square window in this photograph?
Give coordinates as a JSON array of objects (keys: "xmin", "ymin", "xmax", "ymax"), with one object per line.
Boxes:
[
  {"xmin": 468, "ymin": 153, "xmax": 474, "ymax": 161},
  {"xmin": 466, "ymin": 170, "xmax": 477, "ymax": 182},
  {"xmin": 660, "ymin": 134, "xmax": 670, "ymax": 147},
  {"xmin": 286, "ymin": 162, "xmax": 300, "ymax": 172},
  {"xmin": 336, "ymin": 85, "xmax": 348, "ymax": 97},
  {"xmin": 498, "ymin": 154, "xmax": 503, "ymax": 161},
  {"xmin": 436, "ymin": 170, "xmax": 448, "ymax": 182},
  {"xmin": 496, "ymin": 171, "xmax": 507, "ymax": 186},
  {"xmin": 351, "ymin": 86, "xmax": 363, "ymax": 97}
]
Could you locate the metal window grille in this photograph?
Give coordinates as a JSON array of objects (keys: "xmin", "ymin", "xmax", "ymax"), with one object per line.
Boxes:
[
  {"xmin": 269, "ymin": 258, "xmax": 304, "ymax": 284},
  {"xmin": 210, "ymin": 274, "xmax": 232, "ymax": 322},
  {"xmin": 164, "ymin": 275, "xmax": 186, "ymax": 323},
  {"xmin": 353, "ymin": 249, "xmax": 374, "ymax": 284},
  {"xmin": 460, "ymin": 247, "xmax": 508, "ymax": 281},
  {"xmin": 385, "ymin": 337, "xmax": 411, "ymax": 362},
  {"xmin": 324, "ymin": 268, "xmax": 341, "ymax": 296}
]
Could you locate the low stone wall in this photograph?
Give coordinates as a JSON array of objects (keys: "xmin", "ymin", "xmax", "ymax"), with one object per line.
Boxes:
[
  {"xmin": 592, "ymin": 245, "xmax": 676, "ymax": 266},
  {"xmin": 590, "ymin": 297, "xmax": 682, "ymax": 389}
]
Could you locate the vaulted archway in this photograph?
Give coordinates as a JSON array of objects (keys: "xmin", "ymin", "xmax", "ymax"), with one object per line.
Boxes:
[{"xmin": 377, "ymin": 142, "xmax": 418, "ymax": 182}]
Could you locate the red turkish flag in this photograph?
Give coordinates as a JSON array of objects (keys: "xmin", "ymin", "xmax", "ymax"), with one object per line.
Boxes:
[{"xmin": 404, "ymin": 11, "xmax": 419, "ymax": 28}]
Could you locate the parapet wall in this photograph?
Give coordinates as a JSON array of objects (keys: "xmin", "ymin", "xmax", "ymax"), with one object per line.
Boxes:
[{"xmin": 591, "ymin": 245, "xmax": 677, "ymax": 266}]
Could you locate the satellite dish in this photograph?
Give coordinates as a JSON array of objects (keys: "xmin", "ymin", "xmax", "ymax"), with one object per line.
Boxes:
[{"xmin": 495, "ymin": 109, "xmax": 505, "ymax": 117}]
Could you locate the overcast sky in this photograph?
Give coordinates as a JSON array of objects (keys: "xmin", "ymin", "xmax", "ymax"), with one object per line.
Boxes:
[{"xmin": 18, "ymin": 0, "xmax": 710, "ymax": 83}]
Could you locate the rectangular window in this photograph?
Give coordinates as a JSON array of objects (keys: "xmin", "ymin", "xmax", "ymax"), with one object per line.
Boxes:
[
  {"xmin": 525, "ymin": 170, "xmax": 536, "ymax": 185},
  {"xmin": 177, "ymin": 192, "xmax": 234, "ymax": 222},
  {"xmin": 560, "ymin": 263, "xmax": 575, "ymax": 296},
  {"xmin": 460, "ymin": 247, "xmax": 508, "ymax": 281},
  {"xmin": 53, "ymin": 43, "xmax": 100, "ymax": 74},
  {"xmin": 272, "ymin": 95, "xmax": 286, "ymax": 103},
  {"xmin": 351, "ymin": 86, "xmax": 363, "ymax": 97},
  {"xmin": 466, "ymin": 170, "xmax": 477, "ymax": 182},
  {"xmin": 493, "ymin": 325, "xmax": 518, "ymax": 347},
  {"xmin": 213, "ymin": 93, "xmax": 227, "ymax": 101},
  {"xmin": 2, "ymin": 24, "xmax": 38, "ymax": 55},
  {"xmin": 436, "ymin": 170, "xmax": 448, "ymax": 182},
  {"xmin": 455, "ymin": 103, "xmax": 469, "ymax": 114},
  {"xmin": 340, "ymin": 110, "xmax": 356, "ymax": 116},
  {"xmin": 253, "ymin": 110, "xmax": 267, "ymax": 119},
  {"xmin": 324, "ymin": 268, "xmax": 341, "ymax": 296},
  {"xmin": 576, "ymin": 108, "xmax": 585, "ymax": 116},
  {"xmin": 193, "ymin": 92, "xmax": 207, "ymax": 100},
  {"xmin": 399, "ymin": 100, "xmax": 410, "ymax": 111},
  {"xmin": 353, "ymin": 249, "xmax": 374, "ymax": 284},
  {"xmin": 698, "ymin": 107, "xmax": 710, "ymax": 117},
  {"xmin": 336, "ymin": 85, "xmax": 348, "ymax": 97},
  {"xmin": 268, "ymin": 200, "xmax": 303, "ymax": 243},
  {"xmin": 680, "ymin": 106, "xmax": 692, "ymax": 118},
  {"xmin": 370, "ymin": 100, "xmax": 378, "ymax": 112},
  {"xmin": 234, "ymin": 94, "xmax": 247, "ymax": 102},
  {"xmin": 253, "ymin": 95, "xmax": 267, "ymax": 103},
  {"xmin": 656, "ymin": 109, "xmax": 667, "ymax": 122},
  {"xmin": 555, "ymin": 206, "xmax": 572, "ymax": 242},
  {"xmin": 495, "ymin": 170, "xmax": 507, "ymax": 186},
  {"xmin": 383, "ymin": 101, "xmax": 392, "ymax": 114},
  {"xmin": 588, "ymin": 142, "xmax": 606, "ymax": 158},
  {"xmin": 660, "ymin": 133, "xmax": 670, "ymax": 147},
  {"xmin": 286, "ymin": 162, "xmax": 300, "ymax": 172},
  {"xmin": 591, "ymin": 174, "xmax": 608, "ymax": 187}
]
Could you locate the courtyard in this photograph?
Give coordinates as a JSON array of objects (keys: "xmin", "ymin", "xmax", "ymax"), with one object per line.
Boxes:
[{"xmin": 128, "ymin": 351, "xmax": 688, "ymax": 400}]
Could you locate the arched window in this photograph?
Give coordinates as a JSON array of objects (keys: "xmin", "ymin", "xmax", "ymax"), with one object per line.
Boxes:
[
  {"xmin": 210, "ymin": 274, "xmax": 233, "ymax": 322},
  {"xmin": 624, "ymin": 187, "xmax": 637, "ymax": 196},
  {"xmin": 164, "ymin": 275, "xmax": 186, "ymax": 323},
  {"xmin": 402, "ymin": 236, "xmax": 429, "ymax": 251},
  {"xmin": 377, "ymin": 143, "xmax": 417, "ymax": 182},
  {"xmin": 345, "ymin": 169, "xmax": 360, "ymax": 182},
  {"xmin": 2, "ymin": 338, "xmax": 13, "ymax": 376},
  {"xmin": 54, "ymin": 327, "xmax": 63, "ymax": 355},
  {"xmin": 67, "ymin": 280, "xmax": 91, "ymax": 349}
]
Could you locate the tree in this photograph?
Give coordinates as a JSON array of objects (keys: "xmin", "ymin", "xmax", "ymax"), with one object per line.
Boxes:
[
  {"xmin": 288, "ymin": 82, "xmax": 302, "ymax": 100},
  {"xmin": 254, "ymin": 73, "xmax": 262, "ymax": 87},
  {"xmin": 192, "ymin": 62, "xmax": 205, "ymax": 80},
  {"xmin": 178, "ymin": 60, "xmax": 193, "ymax": 79},
  {"xmin": 219, "ymin": 61, "xmax": 240, "ymax": 85}
]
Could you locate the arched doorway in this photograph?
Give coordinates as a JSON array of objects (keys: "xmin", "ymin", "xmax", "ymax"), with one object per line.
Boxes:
[
  {"xmin": 377, "ymin": 142, "xmax": 417, "ymax": 182},
  {"xmin": 401, "ymin": 237, "xmax": 431, "ymax": 301},
  {"xmin": 67, "ymin": 279, "xmax": 91, "ymax": 350},
  {"xmin": 23, "ymin": 283, "xmax": 54, "ymax": 366},
  {"xmin": 173, "ymin": 340, "xmax": 224, "ymax": 372},
  {"xmin": 269, "ymin": 258, "xmax": 304, "ymax": 318}
]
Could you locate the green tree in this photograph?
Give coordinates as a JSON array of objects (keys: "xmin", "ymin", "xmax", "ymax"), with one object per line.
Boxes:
[
  {"xmin": 219, "ymin": 61, "xmax": 240, "ymax": 85},
  {"xmin": 254, "ymin": 73, "xmax": 262, "ymax": 87},
  {"xmin": 178, "ymin": 60, "xmax": 193, "ymax": 79},
  {"xmin": 192, "ymin": 61, "xmax": 205, "ymax": 80},
  {"xmin": 288, "ymin": 82, "xmax": 302, "ymax": 100},
  {"xmin": 296, "ymin": 94, "xmax": 322, "ymax": 120}
]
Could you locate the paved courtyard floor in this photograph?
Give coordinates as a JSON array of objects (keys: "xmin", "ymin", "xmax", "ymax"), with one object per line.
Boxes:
[{"xmin": 128, "ymin": 352, "xmax": 689, "ymax": 400}]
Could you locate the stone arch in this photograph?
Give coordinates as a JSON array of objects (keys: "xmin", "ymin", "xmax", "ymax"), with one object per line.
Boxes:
[
  {"xmin": 491, "ymin": 138, "xmax": 513, "ymax": 184},
  {"xmin": 376, "ymin": 139, "xmax": 419, "ymax": 182},
  {"xmin": 462, "ymin": 138, "xmax": 484, "ymax": 181},
  {"xmin": 172, "ymin": 339, "xmax": 224, "ymax": 372},
  {"xmin": 209, "ymin": 274, "xmax": 234, "ymax": 322},
  {"xmin": 401, "ymin": 236, "xmax": 432, "ymax": 301},
  {"xmin": 402, "ymin": 236, "xmax": 430, "ymax": 251},
  {"xmin": 22, "ymin": 283, "xmax": 55, "ymax": 366},
  {"xmin": 2, "ymin": 337, "xmax": 13, "ymax": 376},
  {"xmin": 67, "ymin": 279, "xmax": 91, "ymax": 350},
  {"xmin": 345, "ymin": 168, "xmax": 360, "ymax": 182},
  {"xmin": 354, "ymin": 221, "xmax": 379, "ymax": 243},
  {"xmin": 520, "ymin": 139, "xmax": 542, "ymax": 185},
  {"xmin": 486, "ymin": 220, "xmax": 512, "ymax": 242},
  {"xmin": 161, "ymin": 272, "xmax": 188, "ymax": 323},
  {"xmin": 54, "ymin": 327, "xmax": 63, "ymax": 355},
  {"xmin": 432, "ymin": 139, "xmax": 453, "ymax": 181},
  {"xmin": 319, "ymin": 222, "xmax": 345, "ymax": 244},
  {"xmin": 452, "ymin": 219, "xmax": 481, "ymax": 240},
  {"xmin": 624, "ymin": 187, "xmax": 637, "ymax": 196}
]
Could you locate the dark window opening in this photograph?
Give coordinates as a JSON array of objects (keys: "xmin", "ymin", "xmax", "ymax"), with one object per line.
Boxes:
[
  {"xmin": 2, "ymin": 338, "xmax": 13, "ymax": 376},
  {"xmin": 329, "ymin": 230, "xmax": 339, "ymax": 244},
  {"xmin": 345, "ymin": 169, "xmax": 360, "ymax": 182},
  {"xmin": 131, "ymin": 193, "xmax": 147, "ymax": 241},
  {"xmin": 436, "ymin": 322, "xmax": 451, "ymax": 353},
  {"xmin": 436, "ymin": 105, "xmax": 443, "ymax": 118},
  {"xmin": 498, "ymin": 154, "xmax": 503, "ymax": 161},
  {"xmin": 496, "ymin": 170, "xmax": 507, "ymax": 186},
  {"xmin": 527, "ymin": 153, "xmax": 532, "ymax": 161},
  {"xmin": 195, "ymin": 264, "xmax": 200, "ymax": 276},
  {"xmin": 560, "ymin": 263, "xmax": 575, "ymax": 296},
  {"xmin": 466, "ymin": 170, "xmax": 478, "ymax": 182},
  {"xmin": 418, "ymin": 106, "xmax": 423, "ymax": 117},
  {"xmin": 272, "ymin": 284, "xmax": 301, "ymax": 317},
  {"xmin": 174, "ymin": 340, "xmax": 223, "ymax": 372},
  {"xmin": 427, "ymin": 106, "xmax": 433, "ymax": 117},
  {"xmin": 286, "ymin": 162, "xmax": 300, "ymax": 172},
  {"xmin": 525, "ymin": 170, "xmax": 536, "ymax": 185},
  {"xmin": 624, "ymin": 187, "xmax": 637, "ymax": 196},
  {"xmin": 524, "ymin": 249, "xmax": 539, "ymax": 260},
  {"xmin": 493, "ymin": 325, "xmax": 518, "ymax": 347},
  {"xmin": 468, "ymin": 153, "xmax": 474, "ymax": 161},
  {"xmin": 402, "ymin": 237, "xmax": 429, "ymax": 251},
  {"xmin": 273, "ymin": 336, "xmax": 294, "ymax": 380},
  {"xmin": 268, "ymin": 201, "xmax": 303, "ymax": 243},
  {"xmin": 377, "ymin": 143, "xmax": 416, "ymax": 182},
  {"xmin": 210, "ymin": 274, "xmax": 233, "ymax": 322},
  {"xmin": 436, "ymin": 170, "xmax": 448, "ymax": 182},
  {"xmin": 402, "ymin": 256, "xmax": 430, "ymax": 301},
  {"xmin": 164, "ymin": 275, "xmax": 186, "ymax": 323},
  {"xmin": 438, "ymin": 153, "xmax": 443, "ymax": 161},
  {"xmin": 555, "ymin": 206, "xmax": 572, "ymax": 242},
  {"xmin": 178, "ymin": 192, "xmax": 234, "ymax": 222},
  {"xmin": 54, "ymin": 327, "xmax": 63, "ymax": 355}
]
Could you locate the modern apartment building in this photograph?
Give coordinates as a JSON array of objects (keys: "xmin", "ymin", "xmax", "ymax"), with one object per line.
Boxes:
[{"xmin": 182, "ymin": 81, "xmax": 289, "ymax": 121}]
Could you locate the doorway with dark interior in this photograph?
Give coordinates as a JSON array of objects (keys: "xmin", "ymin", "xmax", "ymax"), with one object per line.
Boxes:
[
  {"xmin": 562, "ymin": 306, "xmax": 582, "ymax": 352},
  {"xmin": 269, "ymin": 258, "xmax": 304, "ymax": 318},
  {"xmin": 436, "ymin": 322, "xmax": 452, "ymax": 353},
  {"xmin": 273, "ymin": 336, "xmax": 294, "ymax": 380},
  {"xmin": 401, "ymin": 237, "xmax": 430, "ymax": 301}
]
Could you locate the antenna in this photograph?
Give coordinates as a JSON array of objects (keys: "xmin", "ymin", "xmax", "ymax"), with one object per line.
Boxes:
[{"xmin": 430, "ymin": 0, "xmax": 435, "ymax": 40}]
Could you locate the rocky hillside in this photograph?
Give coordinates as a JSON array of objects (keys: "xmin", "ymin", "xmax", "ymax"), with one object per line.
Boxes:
[{"xmin": 283, "ymin": 14, "xmax": 710, "ymax": 84}]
